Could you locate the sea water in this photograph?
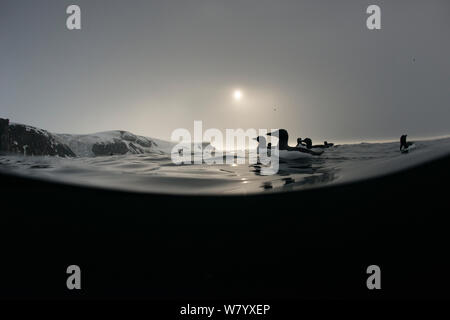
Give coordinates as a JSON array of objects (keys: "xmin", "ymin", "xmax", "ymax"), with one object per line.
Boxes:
[{"xmin": 1, "ymin": 138, "xmax": 450, "ymax": 195}]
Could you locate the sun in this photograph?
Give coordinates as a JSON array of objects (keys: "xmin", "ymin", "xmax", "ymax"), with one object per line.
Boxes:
[{"xmin": 233, "ymin": 90, "xmax": 242, "ymax": 101}]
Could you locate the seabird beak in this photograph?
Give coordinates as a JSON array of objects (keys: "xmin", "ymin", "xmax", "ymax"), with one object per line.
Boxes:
[{"xmin": 267, "ymin": 130, "xmax": 279, "ymax": 137}]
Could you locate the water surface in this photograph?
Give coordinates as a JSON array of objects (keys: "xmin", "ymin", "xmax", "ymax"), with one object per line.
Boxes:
[{"xmin": 1, "ymin": 138, "xmax": 449, "ymax": 195}]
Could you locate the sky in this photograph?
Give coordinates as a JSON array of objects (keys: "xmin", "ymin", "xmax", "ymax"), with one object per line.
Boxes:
[{"xmin": 1, "ymin": 0, "xmax": 449, "ymax": 144}]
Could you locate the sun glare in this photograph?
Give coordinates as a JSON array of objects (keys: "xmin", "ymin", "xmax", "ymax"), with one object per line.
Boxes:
[{"xmin": 233, "ymin": 90, "xmax": 242, "ymax": 101}]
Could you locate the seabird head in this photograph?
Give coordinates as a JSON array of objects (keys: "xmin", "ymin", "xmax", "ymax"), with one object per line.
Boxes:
[
  {"xmin": 253, "ymin": 136, "xmax": 266, "ymax": 146},
  {"xmin": 267, "ymin": 129, "xmax": 289, "ymax": 145}
]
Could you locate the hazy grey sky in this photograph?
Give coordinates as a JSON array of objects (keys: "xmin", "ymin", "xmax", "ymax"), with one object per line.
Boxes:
[{"xmin": 1, "ymin": 0, "xmax": 449, "ymax": 143}]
